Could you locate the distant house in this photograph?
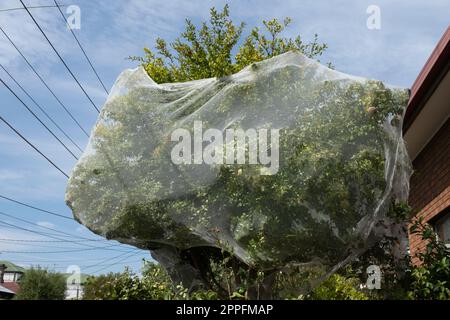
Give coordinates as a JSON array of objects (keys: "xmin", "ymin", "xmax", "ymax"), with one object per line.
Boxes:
[
  {"xmin": 404, "ymin": 26, "xmax": 450, "ymax": 261},
  {"xmin": 0, "ymin": 261, "xmax": 25, "ymax": 299},
  {"xmin": 0, "ymin": 261, "xmax": 91, "ymax": 300},
  {"xmin": 0, "ymin": 260, "xmax": 25, "ymax": 282}
]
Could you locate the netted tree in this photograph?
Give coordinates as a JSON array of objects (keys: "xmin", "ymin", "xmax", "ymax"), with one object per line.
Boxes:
[{"xmin": 66, "ymin": 6, "xmax": 411, "ymax": 298}]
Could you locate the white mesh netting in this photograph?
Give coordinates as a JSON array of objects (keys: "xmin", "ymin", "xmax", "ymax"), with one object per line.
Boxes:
[{"xmin": 66, "ymin": 51, "xmax": 411, "ymax": 278}]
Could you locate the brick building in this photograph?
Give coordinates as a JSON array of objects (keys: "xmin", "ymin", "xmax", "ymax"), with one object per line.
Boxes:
[{"xmin": 403, "ymin": 26, "xmax": 450, "ymax": 262}]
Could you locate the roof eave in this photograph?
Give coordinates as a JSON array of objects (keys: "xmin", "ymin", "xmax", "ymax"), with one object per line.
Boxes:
[{"xmin": 404, "ymin": 26, "xmax": 450, "ymax": 133}]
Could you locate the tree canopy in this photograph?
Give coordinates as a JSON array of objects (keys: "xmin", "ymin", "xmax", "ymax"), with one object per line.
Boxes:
[
  {"xmin": 14, "ymin": 267, "xmax": 66, "ymax": 300},
  {"xmin": 129, "ymin": 5, "xmax": 328, "ymax": 83}
]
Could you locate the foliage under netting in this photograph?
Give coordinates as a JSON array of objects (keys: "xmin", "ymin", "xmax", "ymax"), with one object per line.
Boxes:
[{"xmin": 66, "ymin": 51, "xmax": 411, "ymax": 289}]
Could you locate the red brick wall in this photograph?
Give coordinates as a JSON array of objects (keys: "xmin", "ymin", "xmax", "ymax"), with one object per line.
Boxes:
[{"xmin": 408, "ymin": 118, "xmax": 450, "ymax": 263}]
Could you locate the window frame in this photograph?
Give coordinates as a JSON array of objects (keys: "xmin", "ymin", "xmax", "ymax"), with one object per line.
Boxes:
[{"xmin": 431, "ymin": 207, "xmax": 450, "ymax": 248}]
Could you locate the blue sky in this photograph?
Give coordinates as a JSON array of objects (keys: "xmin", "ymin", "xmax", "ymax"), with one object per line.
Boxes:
[{"xmin": 0, "ymin": 0, "xmax": 448, "ymax": 276}]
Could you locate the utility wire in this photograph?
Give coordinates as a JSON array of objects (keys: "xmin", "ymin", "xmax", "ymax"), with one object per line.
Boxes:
[
  {"xmin": 0, "ymin": 26, "xmax": 90, "ymax": 137},
  {"xmin": 20, "ymin": 0, "xmax": 101, "ymax": 113},
  {"xmin": 0, "ymin": 221, "xmax": 127, "ymax": 252},
  {"xmin": 0, "ymin": 4, "xmax": 68, "ymax": 13},
  {"xmin": 0, "ymin": 221, "xmax": 119, "ymax": 251},
  {"xmin": 81, "ymin": 250, "xmax": 138, "ymax": 269},
  {"xmin": 0, "ymin": 195, "xmax": 158, "ymax": 243},
  {"xmin": 0, "ymin": 244, "xmax": 127, "ymax": 254},
  {"xmin": 0, "ymin": 210, "xmax": 97, "ymax": 241},
  {"xmin": 0, "ymin": 115, "xmax": 69, "ymax": 178},
  {"xmin": 0, "ymin": 239, "xmax": 111, "ymax": 249},
  {"xmin": 0, "ymin": 211, "xmax": 84, "ymax": 239},
  {"xmin": 0, "ymin": 77, "xmax": 79, "ymax": 160},
  {"xmin": 0, "ymin": 220, "xmax": 75, "ymax": 240},
  {"xmin": 4, "ymin": 256, "xmax": 139, "ymax": 263},
  {"xmin": 0, "ymin": 194, "xmax": 74, "ymax": 221},
  {"xmin": 54, "ymin": 1, "xmax": 109, "ymax": 94},
  {"xmin": 84, "ymin": 250, "xmax": 141, "ymax": 273},
  {"xmin": 0, "ymin": 240, "xmax": 145, "ymax": 272},
  {"xmin": 0, "ymin": 238, "xmax": 105, "ymax": 243},
  {"xmin": 51, "ymin": 259, "xmax": 145, "ymax": 269},
  {"xmin": 0, "ymin": 64, "xmax": 83, "ymax": 153},
  {"xmin": 89, "ymin": 251, "xmax": 143, "ymax": 274},
  {"xmin": 0, "ymin": 210, "xmax": 132, "ymax": 250}
]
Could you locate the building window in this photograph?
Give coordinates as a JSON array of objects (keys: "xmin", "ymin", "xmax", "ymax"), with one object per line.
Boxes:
[{"xmin": 433, "ymin": 209, "xmax": 450, "ymax": 247}]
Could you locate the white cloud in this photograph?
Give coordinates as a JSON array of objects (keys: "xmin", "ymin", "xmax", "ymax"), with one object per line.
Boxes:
[
  {"xmin": 36, "ymin": 221, "xmax": 56, "ymax": 229},
  {"xmin": 0, "ymin": 169, "xmax": 24, "ymax": 181},
  {"xmin": 75, "ymin": 225, "xmax": 87, "ymax": 233}
]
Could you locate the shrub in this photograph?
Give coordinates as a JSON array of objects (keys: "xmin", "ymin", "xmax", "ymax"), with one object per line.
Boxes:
[
  {"xmin": 407, "ymin": 218, "xmax": 450, "ymax": 300},
  {"xmin": 15, "ymin": 267, "xmax": 66, "ymax": 300}
]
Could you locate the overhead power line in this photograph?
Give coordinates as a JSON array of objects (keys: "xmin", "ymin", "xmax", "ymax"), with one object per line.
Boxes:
[
  {"xmin": 81, "ymin": 250, "xmax": 137, "ymax": 269},
  {"xmin": 0, "ymin": 77, "xmax": 79, "ymax": 160},
  {"xmin": 89, "ymin": 251, "xmax": 143, "ymax": 273},
  {"xmin": 0, "ymin": 210, "xmax": 113, "ymax": 243},
  {"xmin": 0, "ymin": 26, "xmax": 90, "ymax": 137},
  {"xmin": 0, "ymin": 194, "xmax": 74, "ymax": 221},
  {"xmin": 0, "ymin": 220, "xmax": 118, "ymax": 250},
  {"xmin": 0, "ymin": 4, "xmax": 68, "ymax": 13},
  {"xmin": 0, "ymin": 210, "xmax": 132, "ymax": 251},
  {"xmin": 0, "ymin": 220, "xmax": 76, "ymax": 240},
  {"xmin": 0, "ymin": 238, "xmax": 104, "ymax": 243},
  {"xmin": 84, "ymin": 250, "xmax": 141, "ymax": 273},
  {"xmin": 55, "ymin": 259, "xmax": 145, "ymax": 269},
  {"xmin": 0, "ymin": 64, "xmax": 83, "ymax": 153},
  {"xmin": 0, "ymin": 194, "xmax": 158, "ymax": 243},
  {"xmin": 0, "ymin": 115, "xmax": 70, "ymax": 178},
  {"xmin": 0, "ymin": 210, "xmax": 85, "ymax": 239},
  {"xmin": 0, "ymin": 221, "xmax": 127, "ymax": 253},
  {"xmin": 0, "ymin": 239, "xmax": 110, "ymax": 250},
  {"xmin": 0, "ymin": 217, "xmax": 129, "ymax": 252},
  {"xmin": 54, "ymin": 1, "xmax": 109, "ymax": 95},
  {"xmin": 4, "ymin": 255, "xmax": 140, "ymax": 263},
  {"xmin": 0, "ymin": 244, "xmax": 127, "ymax": 254},
  {"xmin": 20, "ymin": 0, "xmax": 101, "ymax": 113}
]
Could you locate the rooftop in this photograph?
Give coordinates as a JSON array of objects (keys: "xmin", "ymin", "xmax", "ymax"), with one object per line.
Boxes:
[
  {"xmin": 0, "ymin": 261, "xmax": 26, "ymax": 274},
  {"xmin": 0, "ymin": 282, "xmax": 20, "ymax": 294}
]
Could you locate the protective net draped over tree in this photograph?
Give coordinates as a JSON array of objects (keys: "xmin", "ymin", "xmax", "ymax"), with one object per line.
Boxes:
[{"xmin": 65, "ymin": 51, "xmax": 411, "ymax": 280}]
